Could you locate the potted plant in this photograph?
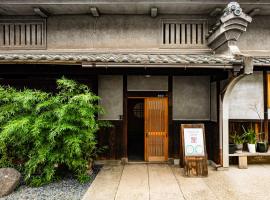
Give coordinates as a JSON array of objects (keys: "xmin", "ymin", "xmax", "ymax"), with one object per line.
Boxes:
[
  {"xmin": 251, "ymin": 104, "xmax": 269, "ymax": 152},
  {"xmin": 230, "ymin": 132, "xmax": 245, "ymax": 153},
  {"xmin": 257, "ymin": 132, "xmax": 269, "ymax": 153},
  {"xmin": 242, "ymin": 126, "xmax": 256, "ymax": 153}
]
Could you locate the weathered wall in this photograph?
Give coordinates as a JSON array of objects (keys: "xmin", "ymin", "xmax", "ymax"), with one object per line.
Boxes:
[
  {"xmin": 238, "ymin": 16, "xmax": 270, "ymax": 55},
  {"xmin": 173, "ymin": 76, "xmax": 210, "ymax": 120},
  {"xmin": 98, "ymin": 75, "xmax": 123, "ymax": 120},
  {"xmin": 46, "ymin": 14, "xmax": 208, "ymax": 50},
  {"xmin": 127, "ymin": 75, "xmax": 168, "ymax": 91},
  {"xmin": 229, "ymin": 72, "xmax": 264, "ymax": 119}
]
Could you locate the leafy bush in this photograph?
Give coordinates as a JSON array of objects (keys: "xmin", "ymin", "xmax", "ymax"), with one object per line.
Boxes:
[{"xmin": 0, "ymin": 78, "xmax": 108, "ymax": 186}]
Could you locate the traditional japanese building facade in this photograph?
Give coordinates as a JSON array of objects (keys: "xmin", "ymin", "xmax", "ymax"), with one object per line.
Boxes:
[{"xmin": 0, "ymin": 0, "xmax": 270, "ymax": 168}]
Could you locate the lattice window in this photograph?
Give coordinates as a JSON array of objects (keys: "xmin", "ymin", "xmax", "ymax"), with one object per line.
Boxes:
[
  {"xmin": 0, "ymin": 19, "xmax": 46, "ymax": 50},
  {"xmin": 161, "ymin": 20, "xmax": 207, "ymax": 48}
]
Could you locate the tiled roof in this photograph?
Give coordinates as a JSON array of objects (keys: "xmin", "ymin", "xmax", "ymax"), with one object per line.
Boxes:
[
  {"xmin": 253, "ymin": 57, "xmax": 270, "ymax": 65},
  {"xmin": 0, "ymin": 53, "xmax": 269, "ymax": 66},
  {"xmin": 0, "ymin": 53, "xmax": 240, "ymax": 65}
]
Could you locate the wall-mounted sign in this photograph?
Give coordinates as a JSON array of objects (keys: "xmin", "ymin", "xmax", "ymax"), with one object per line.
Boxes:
[{"xmin": 184, "ymin": 128, "xmax": 205, "ymax": 156}]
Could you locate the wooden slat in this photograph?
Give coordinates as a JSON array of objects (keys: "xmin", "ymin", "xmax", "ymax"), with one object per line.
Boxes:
[
  {"xmin": 36, "ymin": 24, "xmax": 42, "ymax": 45},
  {"xmin": 25, "ymin": 24, "xmax": 31, "ymax": 46},
  {"xmin": 267, "ymin": 74, "xmax": 270, "ymax": 108},
  {"xmin": 0, "ymin": 24, "xmax": 3, "ymax": 46},
  {"xmin": 170, "ymin": 23, "xmax": 175, "ymax": 44},
  {"xmin": 176, "ymin": 24, "xmax": 180, "ymax": 44},
  {"xmin": 192, "ymin": 24, "xmax": 196, "ymax": 45},
  {"xmin": 4, "ymin": 24, "xmax": 9, "ymax": 46},
  {"xmin": 21, "ymin": 24, "xmax": 25, "ymax": 46},
  {"xmin": 197, "ymin": 24, "xmax": 202, "ymax": 45},
  {"xmin": 186, "ymin": 24, "xmax": 191, "ymax": 45},
  {"xmin": 165, "ymin": 24, "xmax": 170, "ymax": 44}
]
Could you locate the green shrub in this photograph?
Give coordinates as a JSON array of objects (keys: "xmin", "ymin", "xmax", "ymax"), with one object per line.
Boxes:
[{"xmin": 0, "ymin": 77, "xmax": 108, "ymax": 186}]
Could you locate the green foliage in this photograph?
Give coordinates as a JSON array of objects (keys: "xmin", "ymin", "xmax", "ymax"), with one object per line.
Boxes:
[
  {"xmin": 0, "ymin": 77, "xmax": 108, "ymax": 186},
  {"xmin": 230, "ymin": 132, "xmax": 245, "ymax": 144},
  {"xmin": 242, "ymin": 126, "xmax": 257, "ymax": 144}
]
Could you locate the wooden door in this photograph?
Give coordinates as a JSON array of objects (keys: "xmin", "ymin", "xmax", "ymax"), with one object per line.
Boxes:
[{"xmin": 144, "ymin": 97, "xmax": 168, "ymax": 161}]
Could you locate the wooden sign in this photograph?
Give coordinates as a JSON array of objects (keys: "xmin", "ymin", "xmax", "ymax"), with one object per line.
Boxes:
[{"xmin": 181, "ymin": 124, "xmax": 208, "ymax": 177}]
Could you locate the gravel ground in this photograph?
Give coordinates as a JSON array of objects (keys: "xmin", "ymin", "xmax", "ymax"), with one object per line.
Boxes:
[{"xmin": 0, "ymin": 165, "xmax": 102, "ymax": 200}]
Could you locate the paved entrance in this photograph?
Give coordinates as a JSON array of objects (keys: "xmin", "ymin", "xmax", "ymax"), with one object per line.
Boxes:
[{"xmin": 83, "ymin": 164, "xmax": 270, "ymax": 200}]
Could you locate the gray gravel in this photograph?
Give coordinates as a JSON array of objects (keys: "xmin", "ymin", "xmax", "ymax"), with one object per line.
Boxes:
[{"xmin": 0, "ymin": 166, "xmax": 101, "ymax": 200}]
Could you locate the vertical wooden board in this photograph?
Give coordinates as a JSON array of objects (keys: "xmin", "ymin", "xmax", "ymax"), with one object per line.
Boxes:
[
  {"xmin": 181, "ymin": 24, "xmax": 185, "ymax": 45},
  {"xmin": 37, "ymin": 24, "xmax": 42, "ymax": 45},
  {"xmin": 9, "ymin": 24, "xmax": 15, "ymax": 46},
  {"xmin": 267, "ymin": 74, "xmax": 270, "ymax": 108},
  {"xmin": 201, "ymin": 23, "xmax": 205, "ymax": 44},
  {"xmin": 165, "ymin": 24, "xmax": 170, "ymax": 44},
  {"xmin": 21, "ymin": 24, "xmax": 25, "ymax": 46},
  {"xmin": 4, "ymin": 24, "xmax": 9, "ymax": 46},
  {"xmin": 176, "ymin": 24, "xmax": 180, "ymax": 44},
  {"xmin": 0, "ymin": 24, "xmax": 3, "ymax": 46},
  {"xmin": 197, "ymin": 24, "xmax": 202, "ymax": 45},
  {"xmin": 192, "ymin": 24, "xmax": 197, "ymax": 45},
  {"xmin": 14, "ymin": 24, "xmax": 20, "ymax": 46},
  {"xmin": 26, "ymin": 24, "xmax": 31, "ymax": 46},
  {"xmin": 186, "ymin": 24, "xmax": 191, "ymax": 45},
  {"xmin": 170, "ymin": 24, "xmax": 175, "ymax": 44},
  {"xmin": 31, "ymin": 24, "xmax": 36, "ymax": 45}
]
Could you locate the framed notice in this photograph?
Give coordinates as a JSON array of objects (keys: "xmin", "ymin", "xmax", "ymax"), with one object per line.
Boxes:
[
  {"xmin": 181, "ymin": 124, "xmax": 208, "ymax": 177},
  {"xmin": 184, "ymin": 128, "xmax": 205, "ymax": 156}
]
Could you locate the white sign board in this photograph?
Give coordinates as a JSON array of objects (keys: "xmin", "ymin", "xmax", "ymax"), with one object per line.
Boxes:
[{"xmin": 184, "ymin": 128, "xmax": 205, "ymax": 156}]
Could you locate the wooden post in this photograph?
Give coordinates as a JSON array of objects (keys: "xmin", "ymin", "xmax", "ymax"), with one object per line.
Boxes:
[
  {"xmin": 263, "ymin": 71, "xmax": 269, "ymax": 141},
  {"xmin": 122, "ymin": 75, "xmax": 128, "ymax": 162}
]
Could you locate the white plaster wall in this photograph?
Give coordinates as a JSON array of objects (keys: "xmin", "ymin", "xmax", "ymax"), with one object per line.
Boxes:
[
  {"xmin": 210, "ymin": 82, "xmax": 217, "ymax": 122},
  {"xmin": 127, "ymin": 75, "xmax": 168, "ymax": 91},
  {"xmin": 229, "ymin": 72, "xmax": 264, "ymax": 119},
  {"xmin": 98, "ymin": 75, "xmax": 123, "ymax": 120},
  {"xmin": 173, "ymin": 76, "xmax": 210, "ymax": 120}
]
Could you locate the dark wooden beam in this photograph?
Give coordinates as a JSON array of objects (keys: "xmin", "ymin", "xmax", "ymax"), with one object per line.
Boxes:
[
  {"xmin": 33, "ymin": 7, "xmax": 49, "ymax": 18},
  {"xmin": 122, "ymin": 75, "xmax": 128, "ymax": 160},
  {"xmin": 263, "ymin": 70, "xmax": 269, "ymax": 141},
  {"xmin": 90, "ymin": 7, "xmax": 99, "ymax": 17},
  {"xmin": 150, "ymin": 7, "xmax": 158, "ymax": 18}
]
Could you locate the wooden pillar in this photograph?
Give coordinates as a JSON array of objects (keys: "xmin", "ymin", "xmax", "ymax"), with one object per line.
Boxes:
[
  {"xmin": 216, "ymin": 80, "xmax": 221, "ymax": 164},
  {"xmin": 263, "ymin": 71, "xmax": 269, "ymax": 141},
  {"xmin": 168, "ymin": 75, "xmax": 174, "ymax": 158},
  {"xmin": 122, "ymin": 74, "xmax": 128, "ymax": 162}
]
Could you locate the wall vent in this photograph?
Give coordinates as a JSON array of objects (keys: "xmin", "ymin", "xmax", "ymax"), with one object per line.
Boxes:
[
  {"xmin": 0, "ymin": 19, "xmax": 46, "ymax": 50},
  {"xmin": 161, "ymin": 20, "xmax": 207, "ymax": 48}
]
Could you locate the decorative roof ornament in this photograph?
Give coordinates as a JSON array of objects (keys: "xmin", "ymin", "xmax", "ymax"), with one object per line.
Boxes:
[
  {"xmin": 207, "ymin": 2, "xmax": 252, "ymax": 55},
  {"xmin": 223, "ymin": 2, "xmax": 242, "ymax": 17}
]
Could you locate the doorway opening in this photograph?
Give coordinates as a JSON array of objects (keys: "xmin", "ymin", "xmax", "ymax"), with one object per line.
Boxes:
[
  {"xmin": 127, "ymin": 96, "xmax": 168, "ymax": 162},
  {"xmin": 127, "ymin": 98, "xmax": 145, "ymax": 161}
]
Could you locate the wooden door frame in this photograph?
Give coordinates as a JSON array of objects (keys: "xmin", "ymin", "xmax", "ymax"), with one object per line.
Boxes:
[
  {"xmin": 125, "ymin": 93, "xmax": 169, "ymax": 162},
  {"xmin": 123, "ymin": 75, "xmax": 173, "ymax": 162}
]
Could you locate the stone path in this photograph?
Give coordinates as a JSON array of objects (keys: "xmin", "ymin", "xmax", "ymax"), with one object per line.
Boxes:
[{"xmin": 82, "ymin": 164, "xmax": 270, "ymax": 200}]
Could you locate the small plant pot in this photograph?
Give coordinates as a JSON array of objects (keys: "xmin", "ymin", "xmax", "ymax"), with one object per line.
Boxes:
[
  {"xmin": 229, "ymin": 143, "xmax": 236, "ymax": 154},
  {"xmin": 247, "ymin": 143, "xmax": 256, "ymax": 153},
  {"xmin": 235, "ymin": 144, "xmax": 243, "ymax": 153},
  {"xmin": 257, "ymin": 142, "xmax": 269, "ymax": 153}
]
